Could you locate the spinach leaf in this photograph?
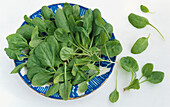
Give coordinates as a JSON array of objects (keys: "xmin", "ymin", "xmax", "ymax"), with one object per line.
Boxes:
[
  {"xmin": 142, "ymin": 63, "xmax": 153, "ymax": 77},
  {"xmin": 60, "ymin": 47, "xmax": 74, "ymax": 60},
  {"xmin": 32, "ymin": 71, "xmax": 53, "ymax": 86},
  {"xmin": 10, "ymin": 63, "xmax": 26, "ymax": 74},
  {"xmin": 140, "ymin": 5, "xmax": 150, "ymax": 13},
  {"xmin": 83, "ymin": 9, "xmax": 93, "ymax": 35},
  {"xmin": 16, "ymin": 24, "xmax": 34, "ymax": 40},
  {"xmin": 27, "ymin": 66, "xmax": 49, "ymax": 81},
  {"xmin": 41, "ymin": 6, "xmax": 54, "ymax": 20},
  {"xmin": 94, "ymin": 31, "xmax": 108, "ymax": 46},
  {"xmin": 53, "ymin": 73, "xmax": 64, "ymax": 84},
  {"xmin": 44, "ymin": 20, "xmax": 56, "ymax": 35},
  {"xmin": 128, "ymin": 13, "xmax": 165, "ymax": 40},
  {"xmin": 68, "ymin": 15, "xmax": 76, "ymax": 32},
  {"xmin": 32, "ymin": 17, "xmax": 47, "ymax": 33},
  {"xmin": 124, "ymin": 79, "xmax": 140, "ymax": 91},
  {"xmin": 72, "ymin": 4, "xmax": 80, "ymax": 18},
  {"xmin": 24, "ymin": 15, "xmax": 33, "ymax": 25},
  {"xmin": 147, "ymin": 71, "xmax": 164, "ymax": 84},
  {"xmin": 76, "ymin": 57, "xmax": 90, "ymax": 65},
  {"xmin": 87, "ymin": 64, "xmax": 99, "ymax": 71},
  {"xmin": 131, "ymin": 34, "xmax": 150, "ymax": 54},
  {"xmin": 101, "ymin": 39, "xmax": 122, "ymax": 57},
  {"xmin": 27, "ymin": 53, "xmax": 41, "ymax": 68},
  {"xmin": 109, "ymin": 89, "xmax": 119, "ymax": 103},
  {"xmin": 105, "ymin": 23, "xmax": 113, "ymax": 35},
  {"xmin": 55, "ymin": 8, "xmax": 70, "ymax": 33},
  {"xmin": 6, "ymin": 33, "xmax": 28, "ymax": 50},
  {"xmin": 54, "ymin": 28, "xmax": 69, "ymax": 42},
  {"xmin": 45, "ymin": 83, "xmax": 59, "ymax": 97},
  {"xmin": 79, "ymin": 81, "xmax": 88, "ymax": 93},
  {"xmin": 120, "ymin": 56, "xmax": 139, "ymax": 72},
  {"xmin": 34, "ymin": 42, "xmax": 54, "ymax": 67},
  {"xmin": 72, "ymin": 64, "xmax": 78, "ymax": 76},
  {"xmin": 72, "ymin": 73, "xmax": 86, "ymax": 85},
  {"xmin": 63, "ymin": 3, "xmax": 72, "ymax": 20}
]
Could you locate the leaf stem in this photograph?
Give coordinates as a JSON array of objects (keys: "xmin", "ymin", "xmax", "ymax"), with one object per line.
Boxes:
[
  {"xmin": 115, "ymin": 70, "xmax": 118, "ymax": 89},
  {"xmin": 89, "ymin": 36, "xmax": 94, "ymax": 49},
  {"xmin": 139, "ymin": 79, "xmax": 147, "ymax": 84},
  {"xmin": 64, "ymin": 62, "xmax": 67, "ymax": 82},
  {"xmin": 52, "ymin": 67, "xmax": 57, "ymax": 73},
  {"xmin": 149, "ymin": 23, "xmax": 165, "ymax": 40},
  {"xmin": 139, "ymin": 75, "xmax": 144, "ymax": 81},
  {"xmin": 130, "ymin": 72, "xmax": 134, "ymax": 85}
]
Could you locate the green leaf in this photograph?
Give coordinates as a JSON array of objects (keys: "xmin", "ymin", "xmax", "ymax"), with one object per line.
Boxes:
[
  {"xmin": 6, "ymin": 33, "xmax": 28, "ymax": 50},
  {"xmin": 124, "ymin": 79, "xmax": 140, "ymax": 91},
  {"xmin": 67, "ymin": 15, "xmax": 76, "ymax": 32},
  {"xmin": 105, "ymin": 23, "xmax": 113, "ymax": 36},
  {"xmin": 72, "ymin": 64, "xmax": 78, "ymax": 76},
  {"xmin": 41, "ymin": 6, "xmax": 54, "ymax": 20},
  {"xmin": 59, "ymin": 81, "xmax": 72, "ymax": 100},
  {"xmin": 72, "ymin": 73, "xmax": 86, "ymax": 85},
  {"xmin": 46, "ymin": 36, "xmax": 59, "ymax": 56},
  {"xmin": 142, "ymin": 63, "xmax": 153, "ymax": 77},
  {"xmin": 72, "ymin": 4, "xmax": 80, "ymax": 17},
  {"xmin": 16, "ymin": 24, "xmax": 34, "ymax": 40},
  {"xmin": 10, "ymin": 63, "xmax": 26, "ymax": 74},
  {"xmin": 128, "ymin": 13, "xmax": 149, "ymax": 28},
  {"xmin": 53, "ymin": 73, "xmax": 63, "ymax": 84},
  {"xmin": 27, "ymin": 66, "xmax": 49, "ymax": 81},
  {"xmin": 79, "ymin": 81, "xmax": 88, "ymax": 93},
  {"xmin": 55, "ymin": 8, "xmax": 70, "ymax": 33},
  {"xmin": 76, "ymin": 57, "xmax": 90, "ymax": 65},
  {"xmin": 83, "ymin": 9, "xmax": 93, "ymax": 35},
  {"xmin": 34, "ymin": 42, "xmax": 54, "ymax": 67},
  {"xmin": 32, "ymin": 17, "xmax": 47, "ymax": 32},
  {"xmin": 4, "ymin": 48, "xmax": 24, "ymax": 60},
  {"xmin": 63, "ymin": 3, "xmax": 72, "ymax": 20},
  {"xmin": 94, "ymin": 31, "xmax": 108, "ymax": 46},
  {"xmin": 54, "ymin": 57, "xmax": 63, "ymax": 68},
  {"xmin": 44, "ymin": 20, "xmax": 56, "ymax": 35},
  {"xmin": 147, "ymin": 71, "xmax": 164, "ymax": 84},
  {"xmin": 74, "ymin": 26, "xmax": 90, "ymax": 39},
  {"xmin": 24, "ymin": 15, "xmax": 33, "ymax": 25},
  {"xmin": 87, "ymin": 64, "xmax": 99, "ymax": 71},
  {"xmin": 60, "ymin": 47, "xmax": 74, "ymax": 60},
  {"xmin": 140, "ymin": 5, "xmax": 150, "ymax": 13},
  {"xmin": 27, "ymin": 53, "xmax": 41, "ymax": 68},
  {"xmin": 89, "ymin": 47, "xmax": 100, "ymax": 54},
  {"xmin": 54, "ymin": 28, "xmax": 69, "ymax": 42},
  {"xmin": 109, "ymin": 89, "xmax": 119, "ymax": 103},
  {"xmin": 101, "ymin": 39, "xmax": 122, "ymax": 57},
  {"xmin": 120, "ymin": 56, "xmax": 139, "ymax": 72},
  {"xmin": 45, "ymin": 83, "xmax": 59, "ymax": 97},
  {"xmin": 32, "ymin": 71, "xmax": 53, "ymax": 86},
  {"xmin": 131, "ymin": 35, "xmax": 150, "ymax": 54}
]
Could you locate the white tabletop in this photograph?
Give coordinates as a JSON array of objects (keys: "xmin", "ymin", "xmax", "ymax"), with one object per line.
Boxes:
[{"xmin": 0, "ymin": 0, "xmax": 170, "ymax": 107}]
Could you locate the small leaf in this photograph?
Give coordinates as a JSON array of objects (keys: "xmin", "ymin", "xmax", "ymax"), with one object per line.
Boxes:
[
  {"xmin": 32, "ymin": 72, "xmax": 52, "ymax": 86},
  {"xmin": 72, "ymin": 4, "xmax": 80, "ymax": 17},
  {"xmin": 10, "ymin": 63, "xmax": 26, "ymax": 74},
  {"xmin": 54, "ymin": 28, "xmax": 69, "ymax": 42},
  {"xmin": 124, "ymin": 79, "xmax": 140, "ymax": 91},
  {"xmin": 53, "ymin": 73, "xmax": 63, "ymax": 84},
  {"xmin": 120, "ymin": 56, "xmax": 139, "ymax": 72},
  {"xmin": 24, "ymin": 15, "xmax": 32, "ymax": 25},
  {"xmin": 45, "ymin": 83, "xmax": 59, "ymax": 97},
  {"xmin": 41, "ymin": 6, "xmax": 54, "ymax": 20},
  {"xmin": 109, "ymin": 89, "xmax": 119, "ymax": 103},
  {"xmin": 72, "ymin": 64, "xmax": 78, "ymax": 76},
  {"xmin": 142, "ymin": 63, "xmax": 153, "ymax": 77},
  {"xmin": 60, "ymin": 47, "xmax": 74, "ymax": 60},
  {"xmin": 140, "ymin": 5, "xmax": 150, "ymax": 13},
  {"xmin": 147, "ymin": 71, "xmax": 164, "ymax": 84},
  {"xmin": 32, "ymin": 17, "xmax": 47, "ymax": 32},
  {"xmin": 131, "ymin": 34, "xmax": 150, "ymax": 54},
  {"xmin": 79, "ymin": 81, "xmax": 88, "ymax": 93},
  {"xmin": 87, "ymin": 64, "xmax": 99, "ymax": 71},
  {"xmin": 5, "ymin": 48, "xmax": 23, "ymax": 60}
]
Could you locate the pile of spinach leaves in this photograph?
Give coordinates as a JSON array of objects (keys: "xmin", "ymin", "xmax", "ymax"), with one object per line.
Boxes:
[{"xmin": 5, "ymin": 3, "xmax": 122, "ymax": 100}]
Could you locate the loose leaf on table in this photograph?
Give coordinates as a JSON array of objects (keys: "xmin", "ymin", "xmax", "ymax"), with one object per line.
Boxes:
[
  {"xmin": 83, "ymin": 9, "xmax": 93, "ymax": 35},
  {"xmin": 131, "ymin": 34, "xmax": 150, "ymax": 54},
  {"xmin": 60, "ymin": 47, "xmax": 74, "ymax": 60},
  {"xmin": 6, "ymin": 33, "xmax": 28, "ymax": 50},
  {"xmin": 32, "ymin": 71, "xmax": 53, "ymax": 86},
  {"xmin": 128, "ymin": 13, "xmax": 165, "ymax": 40},
  {"xmin": 34, "ymin": 42, "xmax": 54, "ymax": 67},
  {"xmin": 54, "ymin": 28, "xmax": 69, "ymax": 42},
  {"xmin": 120, "ymin": 56, "xmax": 139, "ymax": 72},
  {"xmin": 109, "ymin": 89, "xmax": 119, "ymax": 103},
  {"xmin": 32, "ymin": 17, "xmax": 47, "ymax": 33},
  {"xmin": 147, "ymin": 71, "xmax": 164, "ymax": 84},
  {"xmin": 24, "ymin": 15, "xmax": 33, "ymax": 25},
  {"xmin": 79, "ymin": 81, "xmax": 88, "ymax": 93},
  {"xmin": 41, "ymin": 6, "xmax": 54, "ymax": 20},
  {"xmin": 16, "ymin": 24, "xmax": 34, "ymax": 40},
  {"xmin": 27, "ymin": 66, "xmax": 49, "ymax": 81},
  {"xmin": 142, "ymin": 63, "xmax": 153, "ymax": 77},
  {"xmin": 124, "ymin": 79, "xmax": 140, "ymax": 91},
  {"xmin": 10, "ymin": 63, "xmax": 26, "ymax": 74},
  {"xmin": 140, "ymin": 5, "xmax": 150, "ymax": 13},
  {"xmin": 55, "ymin": 8, "xmax": 70, "ymax": 33},
  {"xmin": 101, "ymin": 39, "xmax": 122, "ymax": 57},
  {"xmin": 5, "ymin": 48, "xmax": 25, "ymax": 61},
  {"xmin": 45, "ymin": 83, "xmax": 59, "ymax": 97}
]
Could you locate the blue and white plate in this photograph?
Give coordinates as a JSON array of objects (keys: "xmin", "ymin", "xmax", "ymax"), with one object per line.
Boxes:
[{"xmin": 14, "ymin": 3, "xmax": 116, "ymax": 100}]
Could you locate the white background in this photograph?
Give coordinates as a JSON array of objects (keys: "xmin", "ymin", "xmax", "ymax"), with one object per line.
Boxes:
[{"xmin": 0, "ymin": 0, "xmax": 170, "ymax": 107}]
